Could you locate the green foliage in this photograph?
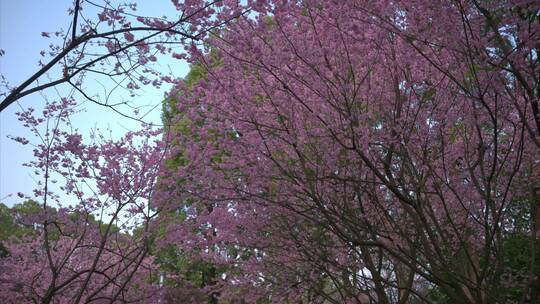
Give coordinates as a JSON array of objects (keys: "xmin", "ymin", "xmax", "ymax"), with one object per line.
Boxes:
[
  {"xmin": 157, "ymin": 58, "xmax": 228, "ymax": 303},
  {"xmin": 0, "ymin": 200, "xmax": 123, "ymax": 257},
  {"xmin": 497, "ymin": 233, "xmax": 540, "ymax": 301},
  {"xmin": 162, "ymin": 59, "xmax": 210, "ymax": 132},
  {"xmin": 0, "ymin": 203, "xmax": 18, "ymax": 241},
  {"xmin": 0, "ymin": 200, "xmax": 42, "ymax": 257},
  {"xmin": 162, "ymin": 45, "xmax": 222, "ymax": 132},
  {"xmin": 497, "ymin": 193, "xmax": 540, "ymax": 299},
  {"xmin": 2, "ymin": 200, "xmax": 42, "ymax": 236},
  {"xmin": 422, "ymin": 286, "xmax": 452, "ymax": 304}
]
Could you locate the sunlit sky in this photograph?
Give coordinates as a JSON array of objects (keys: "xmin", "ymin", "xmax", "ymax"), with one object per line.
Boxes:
[{"xmin": 0, "ymin": 0, "xmax": 190, "ymax": 206}]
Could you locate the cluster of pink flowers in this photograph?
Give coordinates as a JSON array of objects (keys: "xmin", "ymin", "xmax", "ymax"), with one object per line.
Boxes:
[
  {"xmin": 155, "ymin": 0, "xmax": 539, "ymax": 303},
  {"xmin": 2, "ymin": 0, "xmax": 539, "ymax": 303}
]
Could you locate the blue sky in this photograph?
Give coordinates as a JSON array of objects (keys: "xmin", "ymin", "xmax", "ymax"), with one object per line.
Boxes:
[{"xmin": 0, "ymin": 1, "xmax": 190, "ymax": 206}]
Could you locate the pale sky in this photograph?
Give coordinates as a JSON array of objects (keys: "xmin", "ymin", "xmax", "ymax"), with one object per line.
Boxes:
[{"xmin": 0, "ymin": 0, "xmax": 190, "ymax": 206}]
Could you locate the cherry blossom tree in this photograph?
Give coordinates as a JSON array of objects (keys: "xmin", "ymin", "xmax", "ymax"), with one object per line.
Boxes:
[
  {"xmin": 0, "ymin": 0, "xmax": 248, "ymax": 116},
  {"xmin": 0, "ymin": 97, "xmax": 165, "ymax": 303},
  {"xmin": 1, "ymin": 0, "xmax": 539, "ymax": 303},
  {"xmin": 0, "ymin": 1, "xmax": 252, "ymax": 302},
  {"xmin": 156, "ymin": 0, "xmax": 539, "ymax": 303}
]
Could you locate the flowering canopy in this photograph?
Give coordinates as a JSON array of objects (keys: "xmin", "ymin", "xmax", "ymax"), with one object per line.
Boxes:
[
  {"xmin": 156, "ymin": 0, "xmax": 540, "ymax": 303},
  {"xmin": 2, "ymin": 0, "xmax": 540, "ymax": 303}
]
